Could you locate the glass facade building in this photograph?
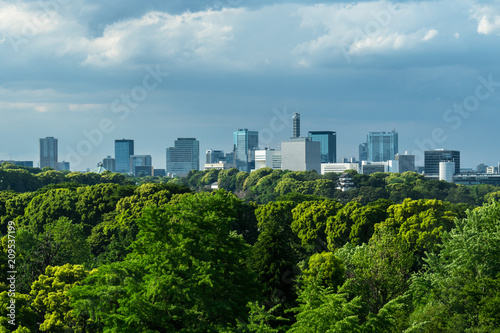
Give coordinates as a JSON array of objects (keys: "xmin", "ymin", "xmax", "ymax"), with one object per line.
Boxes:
[
  {"xmin": 130, "ymin": 155, "xmax": 152, "ymax": 176},
  {"xmin": 367, "ymin": 131, "xmax": 398, "ymax": 162},
  {"xmin": 166, "ymin": 138, "xmax": 200, "ymax": 175},
  {"xmin": 39, "ymin": 137, "xmax": 58, "ymax": 169},
  {"xmin": 233, "ymin": 129, "xmax": 258, "ymax": 172},
  {"xmin": 115, "ymin": 139, "xmax": 134, "ymax": 173},
  {"xmin": 359, "ymin": 143, "xmax": 368, "ymax": 162},
  {"xmin": 308, "ymin": 131, "xmax": 337, "ymax": 163},
  {"xmin": 424, "ymin": 149, "xmax": 460, "ymax": 175},
  {"xmin": 205, "ymin": 150, "xmax": 225, "ymax": 164}
]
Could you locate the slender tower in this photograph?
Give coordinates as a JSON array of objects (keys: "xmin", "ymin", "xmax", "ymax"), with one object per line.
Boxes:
[{"xmin": 292, "ymin": 112, "xmax": 300, "ymax": 138}]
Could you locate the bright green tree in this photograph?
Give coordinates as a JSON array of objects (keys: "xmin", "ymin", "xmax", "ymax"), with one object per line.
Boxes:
[
  {"xmin": 291, "ymin": 200, "xmax": 342, "ymax": 252},
  {"xmin": 71, "ymin": 190, "xmax": 260, "ymax": 332},
  {"xmin": 30, "ymin": 264, "xmax": 88, "ymax": 332}
]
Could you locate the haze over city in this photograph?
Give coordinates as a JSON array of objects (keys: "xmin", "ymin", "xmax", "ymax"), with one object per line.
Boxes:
[{"xmin": 1, "ymin": 0, "xmax": 500, "ymax": 169}]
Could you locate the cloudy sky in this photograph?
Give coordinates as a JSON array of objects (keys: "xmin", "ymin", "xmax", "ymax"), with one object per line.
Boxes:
[{"xmin": 1, "ymin": 0, "xmax": 500, "ymax": 170}]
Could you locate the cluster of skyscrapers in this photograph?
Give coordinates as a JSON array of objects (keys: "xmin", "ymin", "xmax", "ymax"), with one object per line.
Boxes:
[{"xmin": 3, "ymin": 112, "xmax": 500, "ymax": 187}]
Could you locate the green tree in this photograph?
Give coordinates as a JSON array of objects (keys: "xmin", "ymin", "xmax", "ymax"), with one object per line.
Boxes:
[
  {"xmin": 250, "ymin": 201, "xmax": 302, "ymax": 317},
  {"xmin": 326, "ymin": 202, "xmax": 361, "ymax": 251},
  {"xmin": 336, "ymin": 226, "xmax": 413, "ymax": 318},
  {"xmin": 71, "ymin": 190, "xmax": 260, "ymax": 332},
  {"xmin": 409, "ymin": 201, "xmax": 500, "ymax": 332},
  {"xmin": 349, "ymin": 199, "xmax": 392, "ymax": 246},
  {"xmin": 291, "ymin": 200, "xmax": 342, "ymax": 252},
  {"xmin": 30, "ymin": 264, "xmax": 88, "ymax": 332},
  {"xmin": 301, "ymin": 252, "xmax": 345, "ymax": 290},
  {"xmin": 381, "ymin": 198, "xmax": 456, "ymax": 267}
]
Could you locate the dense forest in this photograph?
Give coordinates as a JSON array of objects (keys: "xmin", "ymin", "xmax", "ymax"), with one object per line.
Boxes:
[{"xmin": 1, "ymin": 161, "xmax": 500, "ymax": 332}]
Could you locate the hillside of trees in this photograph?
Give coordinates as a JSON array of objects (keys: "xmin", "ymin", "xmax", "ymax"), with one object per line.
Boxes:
[{"xmin": 1, "ymin": 162, "xmax": 500, "ymax": 332}]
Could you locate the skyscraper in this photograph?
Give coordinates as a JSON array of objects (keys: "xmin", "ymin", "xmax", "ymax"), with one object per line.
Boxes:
[
  {"xmin": 308, "ymin": 131, "xmax": 337, "ymax": 163},
  {"xmin": 359, "ymin": 143, "xmax": 368, "ymax": 162},
  {"xmin": 424, "ymin": 149, "xmax": 460, "ymax": 175},
  {"xmin": 39, "ymin": 137, "xmax": 58, "ymax": 169},
  {"xmin": 233, "ymin": 129, "xmax": 258, "ymax": 172},
  {"xmin": 115, "ymin": 139, "xmax": 134, "ymax": 173},
  {"xmin": 292, "ymin": 112, "xmax": 300, "ymax": 138},
  {"xmin": 367, "ymin": 131, "xmax": 398, "ymax": 162},
  {"xmin": 281, "ymin": 137, "xmax": 321, "ymax": 172},
  {"xmin": 166, "ymin": 138, "xmax": 200, "ymax": 175}
]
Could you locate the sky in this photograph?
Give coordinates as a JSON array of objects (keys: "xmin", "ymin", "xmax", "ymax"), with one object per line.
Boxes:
[{"xmin": 1, "ymin": 0, "xmax": 500, "ymax": 171}]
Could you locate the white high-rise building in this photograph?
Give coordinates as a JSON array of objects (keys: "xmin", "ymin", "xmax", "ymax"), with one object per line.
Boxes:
[{"xmin": 281, "ymin": 137, "xmax": 320, "ymax": 172}]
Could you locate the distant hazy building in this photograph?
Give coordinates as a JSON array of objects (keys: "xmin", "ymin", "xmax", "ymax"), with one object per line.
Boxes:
[
  {"xmin": 367, "ymin": 131, "xmax": 398, "ymax": 162},
  {"xmin": 454, "ymin": 173, "xmax": 500, "ymax": 186},
  {"xmin": 206, "ymin": 150, "xmax": 225, "ymax": 164},
  {"xmin": 292, "ymin": 113, "xmax": 300, "ymax": 138},
  {"xmin": 424, "ymin": 149, "xmax": 460, "ymax": 175},
  {"xmin": 321, "ymin": 163, "xmax": 360, "ymax": 175},
  {"xmin": 254, "ymin": 149, "xmax": 282, "ymax": 170},
  {"xmin": 225, "ymin": 152, "xmax": 235, "ymax": 164},
  {"xmin": 395, "ymin": 152, "xmax": 415, "ymax": 173},
  {"xmin": 233, "ymin": 129, "xmax": 258, "ymax": 172},
  {"xmin": 115, "ymin": 139, "xmax": 134, "ymax": 173},
  {"xmin": 308, "ymin": 131, "xmax": 337, "ymax": 163},
  {"xmin": 362, "ymin": 160, "xmax": 399, "ymax": 175},
  {"xmin": 130, "ymin": 155, "xmax": 152, "ymax": 176},
  {"xmin": 0, "ymin": 160, "xmax": 34, "ymax": 168},
  {"xmin": 281, "ymin": 137, "xmax": 321, "ymax": 172},
  {"xmin": 439, "ymin": 162, "xmax": 455, "ymax": 182},
  {"xmin": 359, "ymin": 143, "xmax": 368, "ymax": 162},
  {"xmin": 153, "ymin": 169, "xmax": 166, "ymax": 177},
  {"xmin": 39, "ymin": 137, "xmax": 58, "ymax": 169},
  {"xmin": 166, "ymin": 138, "xmax": 200, "ymax": 176},
  {"xmin": 57, "ymin": 161, "xmax": 70, "ymax": 171},
  {"xmin": 476, "ymin": 163, "xmax": 488, "ymax": 173},
  {"xmin": 135, "ymin": 166, "xmax": 153, "ymax": 177},
  {"xmin": 103, "ymin": 156, "xmax": 116, "ymax": 173}
]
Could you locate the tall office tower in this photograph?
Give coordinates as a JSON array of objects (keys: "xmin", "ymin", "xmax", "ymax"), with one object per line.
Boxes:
[
  {"xmin": 308, "ymin": 131, "xmax": 337, "ymax": 163},
  {"xmin": 130, "ymin": 155, "xmax": 152, "ymax": 176},
  {"xmin": 103, "ymin": 156, "xmax": 116, "ymax": 172},
  {"xmin": 292, "ymin": 112, "xmax": 300, "ymax": 138},
  {"xmin": 424, "ymin": 149, "xmax": 460, "ymax": 175},
  {"xmin": 39, "ymin": 137, "xmax": 58, "ymax": 169},
  {"xmin": 115, "ymin": 139, "xmax": 134, "ymax": 173},
  {"xmin": 166, "ymin": 138, "xmax": 200, "ymax": 175},
  {"xmin": 206, "ymin": 150, "xmax": 225, "ymax": 164},
  {"xmin": 233, "ymin": 129, "xmax": 259, "ymax": 172},
  {"xmin": 395, "ymin": 152, "xmax": 415, "ymax": 173},
  {"xmin": 359, "ymin": 143, "xmax": 368, "ymax": 162},
  {"xmin": 281, "ymin": 137, "xmax": 321, "ymax": 172},
  {"xmin": 367, "ymin": 131, "xmax": 398, "ymax": 162}
]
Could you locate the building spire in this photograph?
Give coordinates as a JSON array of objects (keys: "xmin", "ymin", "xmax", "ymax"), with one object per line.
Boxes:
[{"xmin": 292, "ymin": 112, "xmax": 300, "ymax": 138}]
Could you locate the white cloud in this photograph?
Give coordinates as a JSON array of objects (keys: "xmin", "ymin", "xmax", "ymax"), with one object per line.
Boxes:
[
  {"xmin": 477, "ymin": 15, "xmax": 500, "ymax": 35},
  {"xmin": 423, "ymin": 29, "xmax": 438, "ymax": 41},
  {"xmin": 34, "ymin": 105, "xmax": 48, "ymax": 113}
]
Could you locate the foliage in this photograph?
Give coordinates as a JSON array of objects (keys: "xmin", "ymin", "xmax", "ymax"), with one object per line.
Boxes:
[
  {"xmin": 409, "ymin": 201, "xmax": 500, "ymax": 332},
  {"xmin": 291, "ymin": 200, "xmax": 343, "ymax": 252},
  {"xmin": 70, "ymin": 190, "xmax": 260, "ymax": 332},
  {"xmin": 30, "ymin": 264, "xmax": 88, "ymax": 332}
]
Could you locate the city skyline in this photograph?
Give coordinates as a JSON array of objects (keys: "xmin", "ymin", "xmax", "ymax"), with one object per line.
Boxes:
[{"xmin": 1, "ymin": 1, "xmax": 500, "ymax": 169}]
